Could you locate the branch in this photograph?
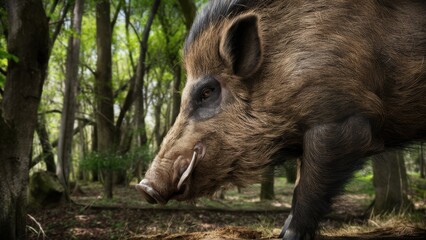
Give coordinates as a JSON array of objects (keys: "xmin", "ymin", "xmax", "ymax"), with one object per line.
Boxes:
[
  {"xmin": 48, "ymin": 0, "xmax": 60, "ymax": 17},
  {"xmin": 129, "ymin": 21, "xmax": 142, "ymax": 43},
  {"xmin": 113, "ymin": 78, "xmax": 131, "ymax": 99},
  {"xmin": 50, "ymin": 0, "xmax": 71, "ymax": 51},
  {"xmin": 111, "ymin": 0, "xmax": 124, "ymax": 31},
  {"xmin": 38, "ymin": 109, "xmax": 62, "ymax": 115},
  {"xmin": 81, "ymin": 63, "xmax": 97, "ymax": 77},
  {"xmin": 37, "ymin": 109, "xmax": 94, "ymax": 124},
  {"xmin": 116, "ymin": 76, "xmax": 136, "ymax": 129}
]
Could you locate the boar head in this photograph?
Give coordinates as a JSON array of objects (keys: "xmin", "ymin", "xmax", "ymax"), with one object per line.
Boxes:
[{"xmin": 137, "ymin": 12, "xmax": 285, "ymax": 204}]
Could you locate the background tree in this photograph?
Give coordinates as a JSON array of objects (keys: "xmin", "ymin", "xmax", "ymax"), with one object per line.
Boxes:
[
  {"xmin": 372, "ymin": 150, "xmax": 413, "ymax": 214},
  {"xmin": 56, "ymin": 0, "xmax": 84, "ymax": 201},
  {"xmin": 169, "ymin": 0, "xmax": 196, "ymax": 125},
  {"xmin": 284, "ymin": 158, "xmax": 297, "ymax": 184},
  {"xmin": 131, "ymin": 0, "xmax": 161, "ymax": 152},
  {"xmin": 0, "ymin": 0, "xmax": 49, "ymax": 238},
  {"xmin": 420, "ymin": 143, "xmax": 425, "ymax": 179},
  {"xmin": 260, "ymin": 166, "xmax": 275, "ymax": 200},
  {"xmin": 95, "ymin": 0, "xmax": 115, "ymax": 199}
]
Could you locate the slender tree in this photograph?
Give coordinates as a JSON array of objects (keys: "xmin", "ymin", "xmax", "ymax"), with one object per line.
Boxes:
[
  {"xmin": 170, "ymin": 0, "xmax": 196, "ymax": 126},
  {"xmin": 0, "ymin": 0, "xmax": 49, "ymax": 238},
  {"xmin": 420, "ymin": 143, "xmax": 425, "ymax": 179},
  {"xmin": 95, "ymin": 0, "xmax": 115, "ymax": 199},
  {"xmin": 178, "ymin": 0, "xmax": 196, "ymax": 31},
  {"xmin": 133, "ymin": 0, "xmax": 161, "ymax": 148},
  {"xmin": 260, "ymin": 166, "xmax": 275, "ymax": 200},
  {"xmin": 57, "ymin": 0, "xmax": 84, "ymax": 200}
]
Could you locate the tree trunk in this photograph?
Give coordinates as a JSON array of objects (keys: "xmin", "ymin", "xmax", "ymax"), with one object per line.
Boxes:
[
  {"xmin": 372, "ymin": 150, "xmax": 413, "ymax": 214},
  {"xmin": 0, "ymin": 0, "xmax": 49, "ymax": 238},
  {"xmin": 170, "ymin": 64, "xmax": 181, "ymax": 126},
  {"xmin": 35, "ymin": 115, "xmax": 56, "ymax": 173},
  {"xmin": 95, "ymin": 0, "xmax": 115, "ymax": 199},
  {"xmin": 91, "ymin": 124, "xmax": 99, "ymax": 182},
  {"xmin": 170, "ymin": 0, "xmax": 195, "ymax": 126},
  {"xmin": 420, "ymin": 143, "xmax": 425, "ymax": 179},
  {"xmin": 56, "ymin": 0, "xmax": 84, "ymax": 201},
  {"xmin": 177, "ymin": 0, "xmax": 196, "ymax": 31},
  {"xmin": 77, "ymin": 106, "xmax": 88, "ymax": 181},
  {"xmin": 260, "ymin": 166, "xmax": 275, "ymax": 200},
  {"xmin": 284, "ymin": 158, "xmax": 297, "ymax": 184},
  {"xmin": 134, "ymin": 0, "xmax": 161, "ymax": 148},
  {"xmin": 124, "ymin": 0, "xmax": 136, "ymax": 72}
]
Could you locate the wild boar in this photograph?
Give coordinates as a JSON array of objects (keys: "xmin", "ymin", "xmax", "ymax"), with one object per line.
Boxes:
[{"xmin": 136, "ymin": 0, "xmax": 426, "ymax": 239}]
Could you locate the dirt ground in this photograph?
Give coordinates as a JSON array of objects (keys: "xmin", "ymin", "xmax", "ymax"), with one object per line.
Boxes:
[
  {"xmin": 27, "ymin": 181, "xmax": 426, "ymax": 240},
  {"xmin": 27, "ymin": 205, "xmax": 426, "ymax": 240}
]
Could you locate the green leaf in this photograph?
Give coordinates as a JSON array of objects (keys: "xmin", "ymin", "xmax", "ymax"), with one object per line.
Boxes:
[
  {"xmin": 0, "ymin": 73, "xmax": 4, "ymax": 88},
  {"xmin": 0, "ymin": 49, "xmax": 19, "ymax": 63}
]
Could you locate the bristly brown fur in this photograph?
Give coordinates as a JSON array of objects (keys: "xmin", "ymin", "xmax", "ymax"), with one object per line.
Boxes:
[
  {"xmin": 145, "ymin": 0, "xmax": 425, "ymax": 238},
  {"xmin": 184, "ymin": 0, "xmax": 426, "ymax": 144}
]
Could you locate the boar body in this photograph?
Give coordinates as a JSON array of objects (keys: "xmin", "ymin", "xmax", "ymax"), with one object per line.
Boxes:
[{"xmin": 138, "ymin": 1, "xmax": 426, "ymax": 239}]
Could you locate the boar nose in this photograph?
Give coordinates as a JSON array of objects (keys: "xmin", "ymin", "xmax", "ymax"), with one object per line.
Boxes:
[{"xmin": 135, "ymin": 179, "xmax": 167, "ymax": 204}]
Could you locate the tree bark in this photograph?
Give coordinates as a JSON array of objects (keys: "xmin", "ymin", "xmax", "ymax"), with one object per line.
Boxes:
[
  {"xmin": 77, "ymin": 111, "xmax": 88, "ymax": 181},
  {"xmin": 260, "ymin": 166, "xmax": 275, "ymax": 200},
  {"xmin": 91, "ymin": 124, "xmax": 99, "ymax": 182},
  {"xmin": 35, "ymin": 115, "xmax": 56, "ymax": 173},
  {"xmin": 170, "ymin": 0, "xmax": 195, "ymax": 126},
  {"xmin": 56, "ymin": 0, "xmax": 84, "ymax": 201},
  {"xmin": 95, "ymin": 0, "xmax": 115, "ymax": 199},
  {"xmin": 134, "ymin": 0, "xmax": 161, "ymax": 147},
  {"xmin": 420, "ymin": 143, "xmax": 425, "ymax": 179},
  {"xmin": 372, "ymin": 150, "xmax": 413, "ymax": 214},
  {"xmin": 170, "ymin": 64, "xmax": 182, "ymax": 126},
  {"xmin": 284, "ymin": 159, "xmax": 297, "ymax": 184},
  {"xmin": 0, "ymin": 0, "xmax": 49, "ymax": 238},
  {"xmin": 153, "ymin": 97, "xmax": 164, "ymax": 150}
]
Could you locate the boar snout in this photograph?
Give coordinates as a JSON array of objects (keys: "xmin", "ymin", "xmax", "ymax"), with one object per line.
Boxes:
[
  {"xmin": 135, "ymin": 179, "xmax": 166, "ymax": 204},
  {"xmin": 137, "ymin": 142, "xmax": 206, "ymax": 204}
]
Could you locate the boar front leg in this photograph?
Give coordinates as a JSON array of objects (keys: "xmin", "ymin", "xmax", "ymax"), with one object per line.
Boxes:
[{"xmin": 280, "ymin": 115, "xmax": 383, "ymax": 240}]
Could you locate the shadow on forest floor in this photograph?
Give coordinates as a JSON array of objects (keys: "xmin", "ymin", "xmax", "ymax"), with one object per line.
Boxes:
[{"xmin": 27, "ymin": 177, "xmax": 426, "ymax": 239}]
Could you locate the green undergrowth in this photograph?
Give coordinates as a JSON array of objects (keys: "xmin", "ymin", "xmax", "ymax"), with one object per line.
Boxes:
[{"xmin": 345, "ymin": 173, "xmax": 374, "ymax": 196}]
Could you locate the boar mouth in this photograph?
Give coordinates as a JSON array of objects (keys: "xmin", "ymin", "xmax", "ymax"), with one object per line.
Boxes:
[
  {"xmin": 136, "ymin": 143, "xmax": 206, "ymax": 204},
  {"xmin": 135, "ymin": 179, "xmax": 167, "ymax": 204}
]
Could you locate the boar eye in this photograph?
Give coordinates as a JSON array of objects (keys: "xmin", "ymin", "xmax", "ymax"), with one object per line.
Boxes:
[
  {"xmin": 189, "ymin": 76, "xmax": 222, "ymax": 120},
  {"xmin": 201, "ymin": 87, "xmax": 214, "ymax": 102}
]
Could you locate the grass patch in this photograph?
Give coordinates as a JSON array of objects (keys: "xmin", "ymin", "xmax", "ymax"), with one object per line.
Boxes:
[
  {"xmin": 321, "ymin": 211, "xmax": 426, "ymax": 237},
  {"xmin": 345, "ymin": 173, "xmax": 374, "ymax": 196}
]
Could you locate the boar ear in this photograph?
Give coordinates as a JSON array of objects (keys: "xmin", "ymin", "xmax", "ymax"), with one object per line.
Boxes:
[{"xmin": 220, "ymin": 13, "xmax": 262, "ymax": 78}]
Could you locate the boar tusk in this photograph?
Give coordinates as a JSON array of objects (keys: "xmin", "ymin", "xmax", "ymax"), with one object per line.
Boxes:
[{"xmin": 177, "ymin": 151, "xmax": 197, "ymax": 190}]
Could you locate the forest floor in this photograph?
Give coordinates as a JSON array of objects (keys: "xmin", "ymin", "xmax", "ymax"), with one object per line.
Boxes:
[{"xmin": 27, "ymin": 177, "xmax": 426, "ymax": 240}]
